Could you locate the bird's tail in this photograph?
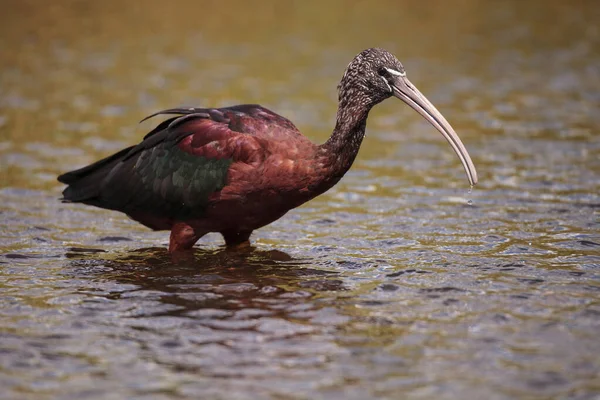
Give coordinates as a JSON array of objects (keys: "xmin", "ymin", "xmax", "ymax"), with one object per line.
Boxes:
[{"xmin": 57, "ymin": 146, "xmax": 134, "ymax": 204}]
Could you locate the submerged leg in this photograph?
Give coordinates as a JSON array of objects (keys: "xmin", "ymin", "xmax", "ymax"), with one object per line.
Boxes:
[
  {"xmin": 221, "ymin": 230, "xmax": 252, "ymax": 248},
  {"xmin": 169, "ymin": 222, "xmax": 203, "ymax": 253}
]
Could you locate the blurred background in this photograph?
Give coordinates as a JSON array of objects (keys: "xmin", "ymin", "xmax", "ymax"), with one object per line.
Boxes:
[{"xmin": 1, "ymin": 1, "xmax": 599, "ymax": 399}]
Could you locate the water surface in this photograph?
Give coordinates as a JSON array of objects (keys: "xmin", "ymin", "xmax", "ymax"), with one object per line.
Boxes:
[{"xmin": 1, "ymin": 1, "xmax": 599, "ymax": 399}]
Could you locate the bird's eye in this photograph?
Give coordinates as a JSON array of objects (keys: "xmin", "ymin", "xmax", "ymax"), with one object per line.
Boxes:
[{"xmin": 377, "ymin": 67, "xmax": 387, "ymax": 76}]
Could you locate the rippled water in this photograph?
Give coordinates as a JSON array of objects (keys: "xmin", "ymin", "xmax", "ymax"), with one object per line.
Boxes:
[{"xmin": 1, "ymin": 1, "xmax": 600, "ymax": 399}]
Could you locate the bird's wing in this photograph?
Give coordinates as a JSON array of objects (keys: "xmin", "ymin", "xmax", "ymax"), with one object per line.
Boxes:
[{"xmin": 71, "ymin": 106, "xmax": 292, "ymax": 225}]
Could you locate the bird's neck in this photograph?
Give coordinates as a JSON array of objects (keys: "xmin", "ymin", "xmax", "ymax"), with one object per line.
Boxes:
[{"xmin": 319, "ymin": 94, "xmax": 372, "ymax": 179}]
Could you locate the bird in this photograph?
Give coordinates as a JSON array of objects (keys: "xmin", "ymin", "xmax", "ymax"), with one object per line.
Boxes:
[{"xmin": 58, "ymin": 48, "xmax": 478, "ymax": 253}]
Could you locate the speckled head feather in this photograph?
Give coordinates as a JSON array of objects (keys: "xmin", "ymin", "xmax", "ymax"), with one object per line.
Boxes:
[
  {"xmin": 337, "ymin": 48, "xmax": 406, "ymax": 106},
  {"xmin": 327, "ymin": 48, "xmax": 409, "ymax": 170}
]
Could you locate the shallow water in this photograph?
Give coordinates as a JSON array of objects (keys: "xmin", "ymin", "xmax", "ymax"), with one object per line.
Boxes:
[{"xmin": 1, "ymin": 1, "xmax": 600, "ymax": 399}]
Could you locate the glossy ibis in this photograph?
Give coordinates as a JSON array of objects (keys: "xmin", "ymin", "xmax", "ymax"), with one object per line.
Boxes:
[{"xmin": 58, "ymin": 48, "xmax": 478, "ymax": 252}]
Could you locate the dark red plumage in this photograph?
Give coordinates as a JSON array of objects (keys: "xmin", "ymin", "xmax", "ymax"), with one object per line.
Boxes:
[
  {"xmin": 58, "ymin": 48, "xmax": 478, "ymax": 252},
  {"xmin": 161, "ymin": 106, "xmax": 335, "ymax": 251}
]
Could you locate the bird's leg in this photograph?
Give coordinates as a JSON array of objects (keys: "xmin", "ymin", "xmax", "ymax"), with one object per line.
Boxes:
[
  {"xmin": 169, "ymin": 222, "xmax": 202, "ymax": 253},
  {"xmin": 221, "ymin": 230, "xmax": 252, "ymax": 248}
]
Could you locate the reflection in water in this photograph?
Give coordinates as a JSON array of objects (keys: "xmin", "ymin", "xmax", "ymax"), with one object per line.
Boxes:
[
  {"xmin": 65, "ymin": 246, "xmax": 344, "ymax": 302},
  {"xmin": 56, "ymin": 248, "xmax": 355, "ymax": 396}
]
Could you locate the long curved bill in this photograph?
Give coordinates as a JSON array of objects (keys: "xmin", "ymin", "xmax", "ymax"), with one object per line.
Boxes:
[{"xmin": 391, "ymin": 75, "xmax": 478, "ymax": 186}]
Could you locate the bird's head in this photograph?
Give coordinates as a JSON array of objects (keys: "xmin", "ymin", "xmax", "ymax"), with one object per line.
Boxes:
[
  {"xmin": 338, "ymin": 47, "xmax": 405, "ymax": 105},
  {"xmin": 338, "ymin": 48, "xmax": 478, "ymax": 186}
]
